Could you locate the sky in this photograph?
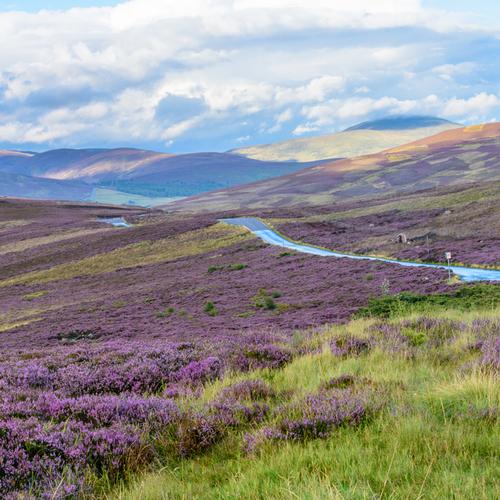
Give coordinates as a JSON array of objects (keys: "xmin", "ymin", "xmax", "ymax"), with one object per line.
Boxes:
[{"xmin": 0, "ymin": 1, "xmax": 499, "ymax": 153}]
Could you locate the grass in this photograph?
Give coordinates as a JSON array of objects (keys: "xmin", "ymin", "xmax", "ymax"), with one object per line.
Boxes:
[
  {"xmin": 356, "ymin": 284, "xmax": 500, "ymax": 318},
  {"xmin": 113, "ymin": 307, "xmax": 500, "ymax": 500}
]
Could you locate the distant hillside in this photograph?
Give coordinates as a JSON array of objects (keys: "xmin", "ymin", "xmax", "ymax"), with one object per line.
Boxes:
[
  {"xmin": 103, "ymin": 153, "xmax": 326, "ymax": 198},
  {"xmin": 0, "ymin": 148, "xmax": 327, "ymax": 202},
  {"xmin": 344, "ymin": 116, "xmax": 454, "ymax": 131},
  {"xmin": 0, "ymin": 171, "xmax": 92, "ymax": 201},
  {"xmin": 0, "ymin": 148, "xmax": 174, "ymax": 181},
  {"xmin": 170, "ymin": 123, "xmax": 500, "ymax": 212},
  {"xmin": 232, "ymin": 116, "xmax": 460, "ymax": 162}
]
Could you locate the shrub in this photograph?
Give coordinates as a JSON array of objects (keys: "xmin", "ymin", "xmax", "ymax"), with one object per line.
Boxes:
[
  {"xmin": 177, "ymin": 413, "xmax": 221, "ymax": 457},
  {"xmin": 156, "ymin": 307, "xmax": 175, "ymax": 318},
  {"xmin": 175, "ymin": 357, "xmax": 222, "ymax": 385},
  {"xmin": 235, "ymin": 344, "xmax": 292, "ymax": 371},
  {"xmin": 218, "ymin": 379, "xmax": 275, "ymax": 401},
  {"xmin": 229, "ymin": 263, "xmax": 248, "ymax": 271},
  {"xmin": 204, "ymin": 301, "xmax": 219, "ymax": 316},
  {"xmin": 330, "ymin": 336, "xmax": 372, "ymax": 357},
  {"xmin": 207, "ymin": 265, "xmax": 223, "ymax": 274}
]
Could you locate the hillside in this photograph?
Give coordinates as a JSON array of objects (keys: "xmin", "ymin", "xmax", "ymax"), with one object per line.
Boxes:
[
  {"xmin": 0, "ymin": 148, "xmax": 174, "ymax": 181},
  {"xmin": 232, "ymin": 116, "xmax": 459, "ymax": 162},
  {"xmin": 0, "ymin": 149, "xmax": 326, "ymax": 203},
  {"xmin": 171, "ymin": 123, "xmax": 500, "ymax": 212},
  {"xmin": 0, "ymin": 171, "xmax": 92, "ymax": 201},
  {"xmin": 0, "ymin": 194, "xmax": 498, "ymax": 498}
]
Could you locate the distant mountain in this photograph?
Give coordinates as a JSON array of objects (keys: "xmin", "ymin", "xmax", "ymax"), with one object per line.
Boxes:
[
  {"xmin": 232, "ymin": 116, "xmax": 460, "ymax": 162},
  {"xmin": 104, "ymin": 153, "xmax": 326, "ymax": 198},
  {"xmin": 344, "ymin": 116, "xmax": 455, "ymax": 131},
  {"xmin": 0, "ymin": 171, "xmax": 92, "ymax": 201},
  {"xmin": 0, "ymin": 148, "xmax": 174, "ymax": 181},
  {"xmin": 169, "ymin": 123, "xmax": 500, "ymax": 212},
  {"xmin": 0, "ymin": 148, "xmax": 327, "ymax": 203}
]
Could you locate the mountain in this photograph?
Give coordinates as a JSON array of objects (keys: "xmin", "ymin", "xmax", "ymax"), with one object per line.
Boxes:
[
  {"xmin": 103, "ymin": 153, "xmax": 326, "ymax": 198},
  {"xmin": 169, "ymin": 122, "xmax": 500, "ymax": 212},
  {"xmin": 0, "ymin": 148, "xmax": 174, "ymax": 181},
  {"xmin": 232, "ymin": 116, "xmax": 460, "ymax": 162},
  {"xmin": 0, "ymin": 171, "xmax": 92, "ymax": 201},
  {"xmin": 0, "ymin": 148, "xmax": 327, "ymax": 202}
]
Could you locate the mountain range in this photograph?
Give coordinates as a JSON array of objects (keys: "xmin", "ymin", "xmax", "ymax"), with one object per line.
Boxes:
[
  {"xmin": 0, "ymin": 116, "xmax": 487, "ymax": 207},
  {"xmin": 169, "ymin": 123, "xmax": 500, "ymax": 212}
]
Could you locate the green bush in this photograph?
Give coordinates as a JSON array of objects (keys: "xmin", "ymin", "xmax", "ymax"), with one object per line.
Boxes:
[
  {"xmin": 357, "ymin": 284, "xmax": 500, "ymax": 318},
  {"xmin": 204, "ymin": 301, "xmax": 219, "ymax": 316}
]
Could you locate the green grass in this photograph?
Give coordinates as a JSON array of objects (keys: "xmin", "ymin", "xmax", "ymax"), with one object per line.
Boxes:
[
  {"xmin": 356, "ymin": 284, "xmax": 500, "ymax": 318},
  {"xmin": 113, "ymin": 307, "xmax": 500, "ymax": 500}
]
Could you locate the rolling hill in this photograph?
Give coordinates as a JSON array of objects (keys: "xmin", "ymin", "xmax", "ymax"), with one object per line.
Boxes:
[
  {"xmin": 0, "ymin": 171, "xmax": 92, "ymax": 201},
  {"xmin": 0, "ymin": 149, "xmax": 328, "ymax": 203},
  {"xmin": 169, "ymin": 122, "xmax": 500, "ymax": 212},
  {"xmin": 232, "ymin": 116, "xmax": 460, "ymax": 162}
]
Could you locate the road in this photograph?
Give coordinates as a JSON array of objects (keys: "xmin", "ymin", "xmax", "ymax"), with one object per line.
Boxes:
[{"xmin": 221, "ymin": 217, "xmax": 500, "ymax": 283}]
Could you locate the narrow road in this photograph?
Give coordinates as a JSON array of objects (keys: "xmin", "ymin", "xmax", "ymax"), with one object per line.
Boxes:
[{"xmin": 221, "ymin": 217, "xmax": 500, "ymax": 283}]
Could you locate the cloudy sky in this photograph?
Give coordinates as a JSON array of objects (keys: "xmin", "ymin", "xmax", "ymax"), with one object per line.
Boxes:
[{"xmin": 1, "ymin": 1, "xmax": 499, "ymax": 152}]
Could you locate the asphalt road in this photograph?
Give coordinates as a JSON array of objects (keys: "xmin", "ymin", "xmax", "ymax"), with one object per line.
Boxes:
[{"xmin": 221, "ymin": 217, "xmax": 500, "ymax": 283}]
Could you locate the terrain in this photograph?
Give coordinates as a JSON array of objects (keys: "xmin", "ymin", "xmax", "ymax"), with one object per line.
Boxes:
[
  {"xmin": 1, "ymin": 119, "xmax": 499, "ymax": 499},
  {"xmin": 0, "ymin": 116, "xmax": 461, "ymax": 207},
  {"xmin": 1, "ymin": 175, "xmax": 499, "ymax": 497},
  {"xmin": 233, "ymin": 116, "xmax": 459, "ymax": 162},
  {"xmin": 172, "ymin": 123, "xmax": 500, "ymax": 212},
  {"xmin": 0, "ymin": 148, "xmax": 326, "ymax": 205}
]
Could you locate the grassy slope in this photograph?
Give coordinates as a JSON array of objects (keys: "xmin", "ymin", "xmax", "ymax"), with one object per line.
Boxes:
[
  {"xmin": 233, "ymin": 123, "xmax": 459, "ymax": 162},
  {"xmin": 116, "ymin": 307, "xmax": 499, "ymax": 500}
]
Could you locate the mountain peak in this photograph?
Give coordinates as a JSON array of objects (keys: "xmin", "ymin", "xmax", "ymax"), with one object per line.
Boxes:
[{"xmin": 344, "ymin": 116, "xmax": 457, "ymax": 132}]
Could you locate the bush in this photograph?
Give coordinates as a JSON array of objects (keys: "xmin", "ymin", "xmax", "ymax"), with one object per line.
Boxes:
[
  {"xmin": 229, "ymin": 263, "xmax": 248, "ymax": 271},
  {"xmin": 357, "ymin": 284, "xmax": 500, "ymax": 319},
  {"xmin": 204, "ymin": 301, "xmax": 219, "ymax": 316}
]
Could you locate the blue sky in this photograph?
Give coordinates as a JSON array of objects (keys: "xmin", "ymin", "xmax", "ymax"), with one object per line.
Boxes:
[{"xmin": 0, "ymin": 1, "xmax": 499, "ymax": 152}]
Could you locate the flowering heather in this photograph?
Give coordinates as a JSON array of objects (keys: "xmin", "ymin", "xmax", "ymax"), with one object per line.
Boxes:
[
  {"xmin": 218, "ymin": 379, "xmax": 276, "ymax": 401},
  {"xmin": 174, "ymin": 356, "xmax": 222, "ymax": 385},
  {"xmin": 234, "ymin": 343, "xmax": 293, "ymax": 371},
  {"xmin": 244, "ymin": 387, "xmax": 377, "ymax": 452},
  {"xmin": 330, "ymin": 335, "xmax": 373, "ymax": 357},
  {"xmin": 479, "ymin": 336, "xmax": 500, "ymax": 371}
]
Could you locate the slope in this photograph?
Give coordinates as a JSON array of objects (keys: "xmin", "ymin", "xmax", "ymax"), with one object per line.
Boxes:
[
  {"xmin": 170, "ymin": 123, "xmax": 500, "ymax": 212},
  {"xmin": 232, "ymin": 116, "xmax": 460, "ymax": 162}
]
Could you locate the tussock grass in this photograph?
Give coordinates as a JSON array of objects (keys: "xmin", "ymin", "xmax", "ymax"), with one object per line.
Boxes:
[{"xmin": 114, "ymin": 307, "xmax": 500, "ymax": 500}]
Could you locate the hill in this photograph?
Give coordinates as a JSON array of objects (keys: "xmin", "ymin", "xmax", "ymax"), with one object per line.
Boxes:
[
  {"xmin": 0, "ymin": 171, "xmax": 92, "ymax": 201},
  {"xmin": 170, "ymin": 123, "xmax": 500, "ymax": 212},
  {"xmin": 232, "ymin": 116, "xmax": 460, "ymax": 162},
  {"xmin": 0, "ymin": 193, "xmax": 498, "ymax": 498},
  {"xmin": 0, "ymin": 149, "xmax": 326, "ymax": 203}
]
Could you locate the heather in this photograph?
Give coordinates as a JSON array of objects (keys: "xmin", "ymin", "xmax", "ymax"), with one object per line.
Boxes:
[
  {"xmin": 1, "ymin": 200, "xmax": 455, "ymax": 351},
  {"xmin": 118, "ymin": 308, "xmax": 499, "ymax": 500},
  {"xmin": 1, "ymin": 198, "xmax": 499, "ymax": 498},
  {"xmin": 1, "ymin": 305, "xmax": 498, "ymax": 497}
]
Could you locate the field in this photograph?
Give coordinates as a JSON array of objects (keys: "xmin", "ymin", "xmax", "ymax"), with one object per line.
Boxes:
[{"xmin": 0, "ymin": 193, "xmax": 498, "ymax": 498}]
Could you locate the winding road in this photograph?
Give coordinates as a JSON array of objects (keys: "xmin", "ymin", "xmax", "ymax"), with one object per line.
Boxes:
[{"xmin": 221, "ymin": 217, "xmax": 500, "ymax": 283}]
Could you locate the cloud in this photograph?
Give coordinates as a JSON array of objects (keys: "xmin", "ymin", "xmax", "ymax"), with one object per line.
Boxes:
[{"xmin": 0, "ymin": 0, "xmax": 499, "ymax": 150}]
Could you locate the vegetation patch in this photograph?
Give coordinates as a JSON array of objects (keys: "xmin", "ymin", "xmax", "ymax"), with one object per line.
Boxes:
[
  {"xmin": 357, "ymin": 284, "xmax": 500, "ymax": 318},
  {"xmin": 22, "ymin": 290, "xmax": 48, "ymax": 301}
]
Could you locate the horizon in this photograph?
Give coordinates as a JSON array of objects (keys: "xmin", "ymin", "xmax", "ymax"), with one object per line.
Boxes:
[
  {"xmin": 2, "ymin": 114, "xmax": 465, "ymax": 154},
  {"xmin": 0, "ymin": 1, "xmax": 499, "ymax": 153}
]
